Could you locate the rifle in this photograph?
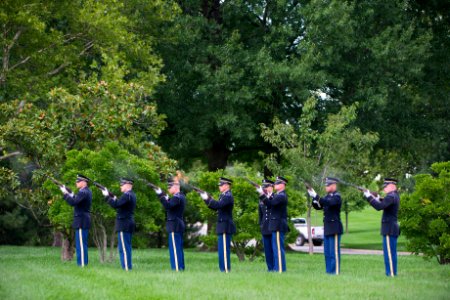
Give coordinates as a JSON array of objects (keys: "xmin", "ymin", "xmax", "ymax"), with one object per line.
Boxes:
[
  {"xmin": 44, "ymin": 174, "xmax": 73, "ymax": 194},
  {"xmin": 140, "ymin": 179, "xmax": 162, "ymax": 191},
  {"xmin": 89, "ymin": 179, "xmax": 116, "ymax": 198},
  {"xmin": 189, "ymin": 185, "xmax": 212, "ymax": 199},
  {"xmin": 298, "ymin": 177, "xmax": 312, "ymax": 190},
  {"xmin": 244, "ymin": 177, "xmax": 260, "ymax": 188},
  {"xmin": 337, "ymin": 178, "xmax": 380, "ymax": 198}
]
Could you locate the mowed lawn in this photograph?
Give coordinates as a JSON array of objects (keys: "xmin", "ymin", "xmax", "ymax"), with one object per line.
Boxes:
[
  {"xmin": 1, "ymin": 246, "xmax": 448, "ymax": 299},
  {"xmin": 307, "ymin": 207, "xmax": 407, "ymax": 251}
]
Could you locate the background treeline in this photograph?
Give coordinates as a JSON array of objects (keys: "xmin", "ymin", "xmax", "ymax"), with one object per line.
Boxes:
[{"xmin": 0, "ymin": 1, "xmax": 449, "ymax": 263}]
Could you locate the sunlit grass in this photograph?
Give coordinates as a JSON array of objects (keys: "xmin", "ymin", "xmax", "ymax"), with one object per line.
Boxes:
[{"xmin": 0, "ymin": 246, "xmax": 448, "ymax": 299}]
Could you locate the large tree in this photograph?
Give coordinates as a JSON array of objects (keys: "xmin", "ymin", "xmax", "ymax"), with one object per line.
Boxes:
[
  {"xmin": 297, "ymin": 0, "xmax": 448, "ymax": 168},
  {"xmin": 155, "ymin": 0, "xmax": 314, "ymax": 170},
  {"xmin": 155, "ymin": 0, "xmax": 447, "ymax": 171},
  {"xmin": 0, "ymin": 0, "xmax": 175, "ymax": 101},
  {"xmin": 0, "ymin": 0, "xmax": 178, "ymax": 246}
]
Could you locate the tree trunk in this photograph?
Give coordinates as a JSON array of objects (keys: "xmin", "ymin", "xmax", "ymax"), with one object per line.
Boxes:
[
  {"xmin": 109, "ymin": 229, "xmax": 116, "ymax": 262},
  {"xmin": 438, "ymin": 255, "xmax": 450, "ymax": 265},
  {"xmin": 249, "ymin": 240, "xmax": 260, "ymax": 262},
  {"xmin": 157, "ymin": 230, "xmax": 163, "ymax": 248},
  {"xmin": 345, "ymin": 200, "xmax": 349, "ymax": 233},
  {"xmin": 205, "ymin": 142, "xmax": 230, "ymax": 171},
  {"xmin": 61, "ymin": 230, "xmax": 74, "ymax": 261},
  {"xmin": 206, "ymin": 218, "xmax": 215, "ymax": 235},
  {"xmin": 345, "ymin": 211, "xmax": 349, "ymax": 234},
  {"xmin": 306, "ymin": 195, "xmax": 314, "ymax": 255},
  {"xmin": 201, "ymin": 0, "xmax": 223, "ymax": 24},
  {"xmin": 306, "ymin": 204, "xmax": 314, "ymax": 255},
  {"xmin": 232, "ymin": 240, "xmax": 245, "ymax": 261},
  {"xmin": 91, "ymin": 216, "xmax": 107, "ymax": 263},
  {"xmin": 52, "ymin": 231, "xmax": 63, "ymax": 247}
]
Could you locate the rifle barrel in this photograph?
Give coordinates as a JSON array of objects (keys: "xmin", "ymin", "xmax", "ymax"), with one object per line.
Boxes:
[
  {"xmin": 244, "ymin": 177, "xmax": 260, "ymax": 188},
  {"xmin": 189, "ymin": 185, "xmax": 213, "ymax": 199},
  {"xmin": 94, "ymin": 181, "xmax": 117, "ymax": 198},
  {"xmin": 44, "ymin": 174, "xmax": 73, "ymax": 194},
  {"xmin": 337, "ymin": 178, "xmax": 379, "ymax": 195},
  {"xmin": 298, "ymin": 178, "xmax": 312, "ymax": 189}
]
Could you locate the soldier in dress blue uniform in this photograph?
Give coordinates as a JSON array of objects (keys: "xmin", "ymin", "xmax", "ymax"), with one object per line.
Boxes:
[
  {"xmin": 363, "ymin": 178, "xmax": 400, "ymax": 277},
  {"xmin": 60, "ymin": 174, "xmax": 92, "ymax": 267},
  {"xmin": 257, "ymin": 176, "xmax": 289, "ymax": 273},
  {"xmin": 200, "ymin": 177, "xmax": 236, "ymax": 273},
  {"xmin": 102, "ymin": 178, "xmax": 136, "ymax": 271},
  {"xmin": 154, "ymin": 177, "xmax": 186, "ymax": 271},
  {"xmin": 258, "ymin": 179, "xmax": 274, "ymax": 271},
  {"xmin": 308, "ymin": 177, "xmax": 343, "ymax": 275}
]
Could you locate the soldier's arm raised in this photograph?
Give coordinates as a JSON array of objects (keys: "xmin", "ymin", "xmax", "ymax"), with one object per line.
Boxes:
[
  {"xmin": 366, "ymin": 193, "xmax": 393, "ymax": 210},
  {"xmin": 64, "ymin": 189, "xmax": 88, "ymax": 206}
]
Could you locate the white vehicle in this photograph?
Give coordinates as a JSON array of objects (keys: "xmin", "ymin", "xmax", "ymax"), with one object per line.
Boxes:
[{"xmin": 291, "ymin": 217, "xmax": 324, "ymax": 246}]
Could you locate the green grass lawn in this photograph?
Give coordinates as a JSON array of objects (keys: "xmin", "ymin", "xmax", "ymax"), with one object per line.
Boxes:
[
  {"xmin": 307, "ymin": 207, "xmax": 407, "ymax": 251},
  {"xmin": 1, "ymin": 246, "xmax": 448, "ymax": 299}
]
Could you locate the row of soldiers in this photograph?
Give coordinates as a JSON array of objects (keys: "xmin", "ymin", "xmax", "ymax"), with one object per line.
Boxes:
[{"xmin": 58, "ymin": 174, "xmax": 400, "ymax": 277}]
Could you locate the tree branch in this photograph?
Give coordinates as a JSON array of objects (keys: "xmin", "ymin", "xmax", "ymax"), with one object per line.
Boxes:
[
  {"xmin": 0, "ymin": 151, "xmax": 22, "ymax": 161},
  {"xmin": 46, "ymin": 40, "xmax": 94, "ymax": 76},
  {"xmin": 1, "ymin": 28, "xmax": 23, "ymax": 84}
]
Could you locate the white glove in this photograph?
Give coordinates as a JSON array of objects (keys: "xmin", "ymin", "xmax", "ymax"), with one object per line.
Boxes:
[
  {"xmin": 374, "ymin": 194, "xmax": 380, "ymax": 201},
  {"xmin": 163, "ymin": 194, "xmax": 169, "ymax": 201},
  {"xmin": 113, "ymin": 196, "xmax": 117, "ymax": 201},
  {"xmin": 200, "ymin": 192, "xmax": 209, "ymax": 200},
  {"xmin": 101, "ymin": 188, "xmax": 109, "ymax": 197},
  {"xmin": 307, "ymin": 188, "xmax": 317, "ymax": 198},
  {"xmin": 59, "ymin": 186, "xmax": 68, "ymax": 195},
  {"xmin": 154, "ymin": 187, "xmax": 162, "ymax": 195},
  {"xmin": 363, "ymin": 189, "xmax": 372, "ymax": 198},
  {"xmin": 256, "ymin": 186, "xmax": 263, "ymax": 195}
]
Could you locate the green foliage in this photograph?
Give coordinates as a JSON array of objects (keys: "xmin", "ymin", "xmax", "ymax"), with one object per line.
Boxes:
[
  {"xmin": 262, "ymin": 98, "xmax": 378, "ymax": 201},
  {"xmin": 0, "ymin": 167, "xmax": 19, "ymax": 190},
  {"xmin": 155, "ymin": 0, "xmax": 449, "ymax": 171},
  {"xmin": 0, "ymin": 79, "xmax": 166, "ymax": 167},
  {"xmin": 0, "ymin": 0, "xmax": 175, "ymax": 101},
  {"xmin": 261, "ymin": 98, "xmax": 379, "ymax": 238},
  {"xmin": 155, "ymin": 0, "xmax": 318, "ymax": 169},
  {"xmin": 0, "ymin": 77, "xmax": 174, "ymax": 247},
  {"xmin": 44, "ymin": 142, "xmax": 169, "ymax": 244},
  {"xmin": 399, "ymin": 161, "xmax": 450, "ymax": 264},
  {"xmin": 0, "ymin": 0, "xmax": 179, "ymax": 247},
  {"xmin": 0, "ymin": 166, "xmax": 52, "ymax": 245}
]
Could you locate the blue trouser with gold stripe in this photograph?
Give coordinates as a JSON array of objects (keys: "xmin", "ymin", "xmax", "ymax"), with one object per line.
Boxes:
[
  {"xmin": 271, "ymin": 231, "xmax": 286, "ymax": 272},
  {"xmin": 383, "ymin": 235, "xmax": 398, "ymax": 277},
  {"xmin": 168, "ymin": 232, "xmax": 185, "ymax": 271},
  {"xmin": 262, "ymin": 234, "xmax": 274, "ymax": 271},
  {"xmin": 218, "ymin": 233, "xmax": 231, "ymax": 272},
  {"xmin": 118, "ymin": 231, "xmax": 132, "ymax": 271},
  {"xmin": 75, "ymin": 228, "xmax": 89, "ymax": 267},
  {"xmin": 324, "ymin": 234, "xmax": 341, "ymax": 274}
]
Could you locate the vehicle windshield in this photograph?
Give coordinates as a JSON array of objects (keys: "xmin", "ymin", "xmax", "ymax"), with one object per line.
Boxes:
[{"xmin": 291, "ymin": 219, "xmax": 306, "ymax": 224}]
